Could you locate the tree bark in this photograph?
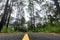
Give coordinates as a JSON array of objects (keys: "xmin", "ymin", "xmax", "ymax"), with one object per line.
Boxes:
[
  {"xmin": 0, "ymin": 0, "xmax": 9, "ymax": 31},
  {"xmin": 53, "ymin": 0, "xmax": 60, "ymax": 15}
]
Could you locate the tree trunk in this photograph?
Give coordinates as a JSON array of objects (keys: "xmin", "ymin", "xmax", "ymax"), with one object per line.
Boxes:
[
  {"xmin": 53, "ymin": 0, "xmax": 60, "ymax": 16},
  {"xmin": 6, "ymin": 13, "xmax": 11, "ymax": 28},
  {"xmin": 0, "ymin": 0, "xmax": 9, "ymax": 31}
]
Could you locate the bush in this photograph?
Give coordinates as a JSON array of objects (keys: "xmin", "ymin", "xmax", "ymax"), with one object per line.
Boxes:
[
  {"xmin": 1, "ymin": 26, "xmax": 7, "ymax": 33},
  {"xmin": 1, "ymin": 26, "xmax": 15, "ymax": 33},
  {"xmin": 29, "ymin": 23, "xmax": 60, "ymax": 33}
]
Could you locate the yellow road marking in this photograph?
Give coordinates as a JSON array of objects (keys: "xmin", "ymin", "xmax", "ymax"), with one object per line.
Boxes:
[{"xmin": 22, "ymin": 33, "xmax": 30, "ymax": 40}]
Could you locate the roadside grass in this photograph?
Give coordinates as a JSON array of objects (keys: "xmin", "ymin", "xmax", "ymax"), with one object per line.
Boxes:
[
  {"xmin": 1, "ymin": 26, "xmax": 19, "ymax": 33},
  {"xmin": 0, "ymin": 26, "xmax": 27, "ymax": 33},
  {"xmin": 29, "ymin": 23, "xmax": 60, "ymax": 33},
  {"xmin": 0, "ymin": 23, "xmax": 60, "ymax": 33}
]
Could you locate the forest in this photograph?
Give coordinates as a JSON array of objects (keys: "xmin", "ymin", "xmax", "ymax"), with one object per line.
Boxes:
[{"xmin": 0, "ymin": 0, "xmax": 60, "ymax": 33}]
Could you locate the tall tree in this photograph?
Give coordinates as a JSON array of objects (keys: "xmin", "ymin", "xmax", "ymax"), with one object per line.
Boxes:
[
  {"xmin": 53, "ymin": 0, "xmax": 60, "ymax": 19},
  {"xmin": 6, "ymin": 4, "xmax": 12, "ymax": 28},
  {"xmin": 0, "ymin": 0, "xmax": 9, "ymax": 31},
  {"xmin": 12, "ymin": 0, "xmax": 25, "ymax": 28},
  {"xmin": 21, "ymin": 16, "xmax": 25, "ymax": 27},
  {"xmin": 28, "ymin": 0, "xmax": 35, "ymax": 29}
]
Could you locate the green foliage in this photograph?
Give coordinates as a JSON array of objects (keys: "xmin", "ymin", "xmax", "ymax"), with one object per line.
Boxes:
[
  {"xmin": 1, "ymin": 23, "xmax": 60, "ymax": 33},
  {"xmin": 1, "ymin": 26, "xmax": 7, "ymax": 33},
  {"xmin": 7, "ymin": 28, "xmax": 15, "ymax": 33},
  {"xmin": 19, "ymin": 27, "xmax": 27, "ymax": 32},
  {"xmin": 1, "ymin": 26, "xmax": 17, "ymax": 33},
  {"xmin": 29, "ymin": 23, "xmax": 60, "ymax": 33},
  {"xmin": 28, "ymin": 24, "xmax": 35, "ymax": 30},
  {"xmin": 21, "ymin": 17, "xmax": 25, "ymax": 26}
]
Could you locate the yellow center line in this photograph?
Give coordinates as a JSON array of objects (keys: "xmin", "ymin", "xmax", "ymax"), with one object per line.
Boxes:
[{"xmin": 22, "ymin": 33, "xmax": 30, "ymax": 40}]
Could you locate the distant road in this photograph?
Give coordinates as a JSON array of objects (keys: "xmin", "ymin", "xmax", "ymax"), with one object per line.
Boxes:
[{"xmin": 0, "ymin": 33, "xmax": 60, "ymax": 40}]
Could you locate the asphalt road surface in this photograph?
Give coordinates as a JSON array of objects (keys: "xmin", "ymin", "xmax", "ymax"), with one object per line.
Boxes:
[
  {"xmin": 0, "ymin": 33, "xmax": 60, "ymax": 40},
  {"xmin": 28, "ymin": 33, "xmax": 60, "ymax": 40},
  {"xmin": 0, "ymin": 33, "xmax": 24, "ymax": 40}
]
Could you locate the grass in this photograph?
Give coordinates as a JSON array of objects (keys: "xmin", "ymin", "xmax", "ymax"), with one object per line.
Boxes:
[
  {"xmin": 29, "ymin": 23, "xmax": 60, "ymax": 33},
  {"xmin": 0, "ymin": 23, "xmax": 60, "ymax": 33},
  {"xmin": 0, "ymin": 26, "xmax": 27, "ymax": 33},
  {"xmin": 1, "ymin": 26, "xmax": 19, "ymax": 33}
]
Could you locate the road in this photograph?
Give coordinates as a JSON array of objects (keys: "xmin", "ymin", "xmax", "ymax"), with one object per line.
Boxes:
[
  {"xmin": 0, "ymin": 33, "xmax": 60, "ymax": 40},
  {"xmin": 0, "ymin": 33, "xmax": 24, "ymax": 40},
  {"xmin": 28, "ymin": 33, "xmax": 60, "ymax": 40}
]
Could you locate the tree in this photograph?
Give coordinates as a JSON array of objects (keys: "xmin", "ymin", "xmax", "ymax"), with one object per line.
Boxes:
[
  {"xmin": 28, "ymin": 0, "xmax": 35, "ymax": 29},
  {"xmin": 38, "ymin": 0, "xmax": 58, "ymax": 24},
  {"xmin": 0, "ymin": 0, "xmax": 9, "ymax": 31},
  {"xmin": 6, "ymin": 5, "xmax": 12, "ymax": 28},
  {"xmin": 53, "ymin": 0, "xmax": 60, "ymax": 15},
  {"xmin": 53, "ymin": 0, "xmax": 60, "ymax": 22},
  {"xmin": 21, "ymin": 16, "xmax": 25, "ymax": 27},
  {"xmin": 11, "ymin": 0, "xmax": 25, "ymax": 31}
]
